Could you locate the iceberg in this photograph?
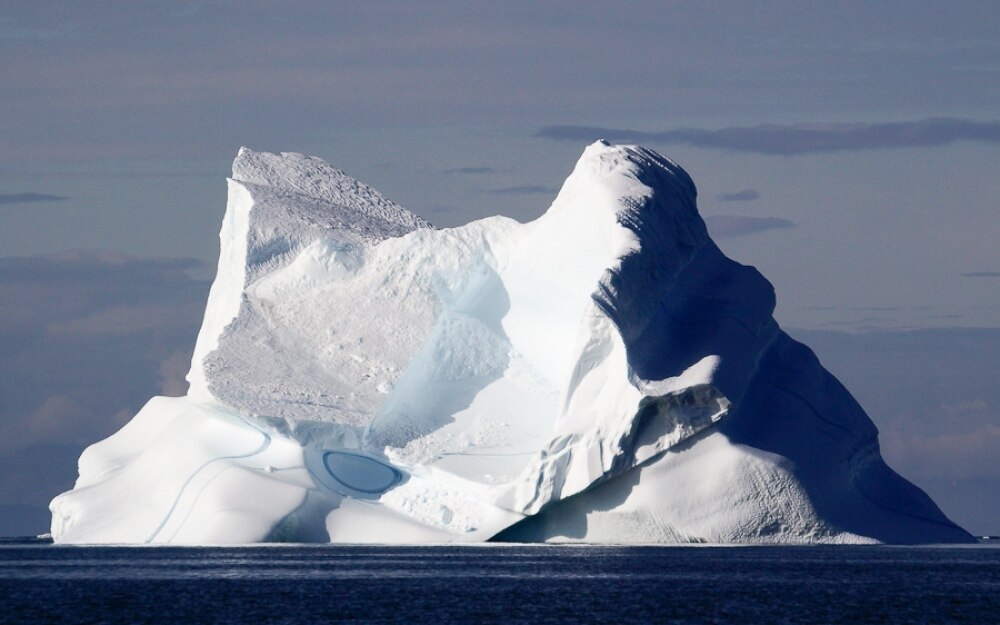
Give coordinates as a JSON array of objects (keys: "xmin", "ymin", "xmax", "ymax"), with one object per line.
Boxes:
[{"xmin": 50, "ymin": 142, "xmax": 973, "ymax": 544}]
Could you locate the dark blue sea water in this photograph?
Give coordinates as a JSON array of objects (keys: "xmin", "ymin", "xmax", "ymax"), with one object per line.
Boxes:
[{"xmin": 1, "ymin": 540, "xmax": 998, "ymax": 624}]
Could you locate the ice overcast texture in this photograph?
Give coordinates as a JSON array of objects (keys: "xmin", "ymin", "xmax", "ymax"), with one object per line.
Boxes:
[{"xmin": 49, "ymin": 142, "xmax": 974, "ymax": 545}]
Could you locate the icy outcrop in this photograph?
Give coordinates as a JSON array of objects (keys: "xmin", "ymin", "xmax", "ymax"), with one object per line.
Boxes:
[{"xmin": 50, "ymin": 142, "xmax": 973, "ymax": 545}]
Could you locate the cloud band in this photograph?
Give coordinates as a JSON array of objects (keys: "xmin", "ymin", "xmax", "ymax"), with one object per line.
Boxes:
[{"xmin": 536, "ymin": 118, "xmax": 1000, "ymax": 155}]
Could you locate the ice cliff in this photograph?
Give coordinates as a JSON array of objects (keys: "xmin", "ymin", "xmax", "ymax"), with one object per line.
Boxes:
[{"xmin": 49, "ymin": 142, "xmax": 973, "ymax": 544}]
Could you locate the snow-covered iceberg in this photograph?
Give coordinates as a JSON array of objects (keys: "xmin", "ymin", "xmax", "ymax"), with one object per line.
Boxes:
[{"xmin": 50, "ymin": 142, "xmax": 973, "ymax": 544}]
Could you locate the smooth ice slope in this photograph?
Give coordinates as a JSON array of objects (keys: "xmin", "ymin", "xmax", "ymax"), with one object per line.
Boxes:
[{"xmin": 50, "ymin": 143, "xmax": 973, "ymax": 545}]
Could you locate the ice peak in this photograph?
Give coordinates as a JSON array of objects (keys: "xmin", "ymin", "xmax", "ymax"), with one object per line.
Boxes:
[
  {"xmin": 573, "ymin": 141, "xmax": 698, "ymax": 200},
  {"xmin": 546, "ymin": 141, "xmax": 707, "ymax": 264}
]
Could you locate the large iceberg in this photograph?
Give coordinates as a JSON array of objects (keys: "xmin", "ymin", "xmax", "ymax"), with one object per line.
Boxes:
[{"xmin": 50, "ymin": 142, "xmax": 973, "ymax": 544}]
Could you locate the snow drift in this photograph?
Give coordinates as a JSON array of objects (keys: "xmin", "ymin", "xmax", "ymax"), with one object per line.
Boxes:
[{"xmin": 50, "ymin": 142, "xmax": 973, "ymax": 544}]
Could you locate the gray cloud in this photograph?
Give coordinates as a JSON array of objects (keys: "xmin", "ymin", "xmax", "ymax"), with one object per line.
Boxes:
[
  {"xmin": 962, "ymin": 271, "xmax": 1000, "ymax": 278},
  {"xmin": 0, "ymin": 252, "xmax": 208, "ymax": 534},
  {"xmin": 485, "ymin": 185, "xmax": 557, "ymax": 195},
  {"xmin": 535, "ymin": 118, "xmax": 1000, "ymax": 155},
  {"xmin": 704, "ymin": 215, "xmax": 796, "ymax": 238},
  {"xmin": 425, "ymin": 204, "xmax": 460, "ymax": 214},
  {"xmin": 0, "ymin": 193, "xmax": 69, "ymax": 205},
  {"xmin": 717, "ymin": 189, "xmax": 760, "ymax": 202},
  {"xmin": 445, "ymin": 166, "xmax": 495, "ymax": 175},
  {"xmin": 808, "ymin": 306, "xmax": 905, "ymax": 311},
  {"xmin": 0, "ymin": 20, "xmax": 75, "ymax": 41}
]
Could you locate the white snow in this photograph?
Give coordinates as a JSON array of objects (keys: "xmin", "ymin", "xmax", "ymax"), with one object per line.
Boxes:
[{"xmin": 50, "ymin": 142, "xmax": 973, "ymax": 545}]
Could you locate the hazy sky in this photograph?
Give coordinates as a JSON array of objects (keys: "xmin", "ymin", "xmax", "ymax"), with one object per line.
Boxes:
[{"xmin": 1, "ymin": 2, "xmax": 997, "ymax": 535}]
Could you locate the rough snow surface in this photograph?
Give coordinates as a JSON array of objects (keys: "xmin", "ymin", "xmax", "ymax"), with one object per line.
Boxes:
[{"xmin": 50, "ymin": 142, "xmax": 973, "ymax": 545}]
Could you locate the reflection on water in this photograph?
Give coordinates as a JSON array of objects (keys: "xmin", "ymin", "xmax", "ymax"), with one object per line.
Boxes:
[{"xmin": 1, "ymin": 543, "xmax": 999, "ymax": 624}]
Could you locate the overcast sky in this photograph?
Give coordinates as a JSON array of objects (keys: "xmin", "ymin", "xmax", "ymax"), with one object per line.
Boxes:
[{"xmin": 1, "ymin": 1, "xmax": 997, "ymax": 535}]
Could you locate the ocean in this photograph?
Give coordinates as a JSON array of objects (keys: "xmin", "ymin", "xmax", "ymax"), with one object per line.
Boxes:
[{"xmin": 1, "ymin": 540, "xmax": 998, "ymax": 624}]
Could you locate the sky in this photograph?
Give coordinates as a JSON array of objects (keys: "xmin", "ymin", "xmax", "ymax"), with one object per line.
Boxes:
[{"xmin": 0, "ymin": 1, "xmax": 997, "ymax": 536}]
